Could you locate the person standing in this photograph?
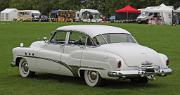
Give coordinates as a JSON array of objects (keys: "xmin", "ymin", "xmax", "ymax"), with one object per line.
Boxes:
[{"xmin": 89, "ymin": 14, "xmax": 93, "ymax": 22}]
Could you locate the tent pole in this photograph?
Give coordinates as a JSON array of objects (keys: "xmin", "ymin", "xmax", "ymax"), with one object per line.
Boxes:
[
  {"xmin": 172, "ymin": 10, "xmax": 173, "ymax": 26},
  {"xmin": 127, "ymin": 12, "xmax": 129, "ymax": 22},
  {"xmin": 161, "ymin": 12, "xmax": 165, "ymax": 25}
]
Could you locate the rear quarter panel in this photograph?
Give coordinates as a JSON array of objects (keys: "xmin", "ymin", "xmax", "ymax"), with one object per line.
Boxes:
[{"xmin": 81, "ymin": 48, "xmax": 126, "ymax": 79}]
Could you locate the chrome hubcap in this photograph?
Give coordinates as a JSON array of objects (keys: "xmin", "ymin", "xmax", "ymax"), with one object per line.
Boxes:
[
  {"xmin": 21, "ymin": 62, "xmax": 29, "ymax": 74},
  {"xmin": 87, "ymin": 71, "xmax": 98, "ymax": 83}
]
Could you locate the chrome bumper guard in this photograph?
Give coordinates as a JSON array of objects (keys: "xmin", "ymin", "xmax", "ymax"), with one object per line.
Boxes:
[
  {"xmin": 108, "ymin": 67, "xmax": 172, "ymax": 78},
  {"xmin": 11, "ymin": 61, "xmax": 16, "ymax": 67}
]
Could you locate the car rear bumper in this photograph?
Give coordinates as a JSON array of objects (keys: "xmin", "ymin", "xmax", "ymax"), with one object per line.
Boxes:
[{"xmin": 108, "ymin": 67, "xmax": 172, "ymax": 78}]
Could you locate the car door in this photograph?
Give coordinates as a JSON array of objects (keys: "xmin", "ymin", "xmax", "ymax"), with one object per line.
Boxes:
[
  {"xmin": 32, "ymin": 31, "xmax": 67, "ymax": 74},
  {"xmin": 61, "ymin": 31, "xmax": 87, "ymax": 76},
  {"xmin": 80, "ymin": 36, "xmax": 110, "ymax": 70}
]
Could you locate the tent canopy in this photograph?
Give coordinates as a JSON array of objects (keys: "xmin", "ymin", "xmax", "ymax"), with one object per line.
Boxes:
[
  {"xmin": 115, "ymin": 5, "xmax": 140, "ymax": 13},
  {"xmin": 80, "ymin": 9, "xmax": 100, "ymax": 14},
  {"xmin": 146, "ymin": 4, "xmax": 173, "ymax": 12},
  {"xmin": 1, "ymin": 8, "xmax": 18, "ymax": 13},
  {"xmin": 153, "ymin": 4, "xmax": 173, "ymax": 12},
  {"xmin": 175, "ymin": 7, "xmax": 180, "ymax": 12}
]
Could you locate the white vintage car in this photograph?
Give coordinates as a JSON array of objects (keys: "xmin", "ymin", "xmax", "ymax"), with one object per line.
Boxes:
[{"xmin": 12, "ymin": 25, "xmax": 172, "ymax": 87}]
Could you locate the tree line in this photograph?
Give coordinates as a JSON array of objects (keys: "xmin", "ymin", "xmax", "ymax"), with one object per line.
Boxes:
[{"xmin": 0, "ymin": 0, "xmax": 180, "ymax": 17}]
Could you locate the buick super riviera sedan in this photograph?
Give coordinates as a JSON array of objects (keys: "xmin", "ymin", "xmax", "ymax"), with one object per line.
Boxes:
[{"xmin": 12, "ymin": 25, "xmax": 172, "ymax": 87}]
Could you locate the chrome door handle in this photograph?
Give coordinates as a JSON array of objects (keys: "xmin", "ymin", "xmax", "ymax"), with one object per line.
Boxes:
[{"xmin": 61, "ymin": 44, "xmax": 65, "ymax": 46}]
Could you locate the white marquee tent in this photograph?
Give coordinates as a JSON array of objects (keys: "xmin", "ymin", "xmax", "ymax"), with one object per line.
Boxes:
[
  {"xmin": 155, "ymin": 4, "xmax": 173, "ymax": 25},
  {"xmin": 143, "ymin": 4, "xmax": 174, "ymax": 25},
  {"xmin": 0, "ymin": 8, "xmax": 18, "ymax": 21},
  {"xmin": 174, "ymin": 7, "xmax": 180, "ymax": 24}
]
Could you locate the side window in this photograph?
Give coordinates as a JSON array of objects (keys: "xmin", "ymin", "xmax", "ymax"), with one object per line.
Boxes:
[
  {"xmin": 50, "ymin": 32, "xmax": 67, "ymax": 44},
  {"xmin": 93, "ymin": 35, "xmax": 107, "ymax": 45},
  {"xmin": 86, "ymin": 37, "xmax": 95, "ymax": 46},
  {"xmin": 69, "ymin": 32, "xmax": 87, "ymax": 45},
  {"xmin": 149, "ymin": 13, "xmax": 153, "ymax": 16}
]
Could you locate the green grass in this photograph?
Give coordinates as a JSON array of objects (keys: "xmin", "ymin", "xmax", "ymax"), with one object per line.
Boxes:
[{"xmin": 0, "ymin": 22, "xmax": 180, "ymax": 95}]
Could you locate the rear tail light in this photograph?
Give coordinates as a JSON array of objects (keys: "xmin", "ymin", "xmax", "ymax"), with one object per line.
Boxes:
[
  {"xmin": 166, "ymin": 60, "xmax": 170, "ymax": 66},
  {"xmin": 118, "ymin": 61, "xmax": 121, "ymax": 68}
]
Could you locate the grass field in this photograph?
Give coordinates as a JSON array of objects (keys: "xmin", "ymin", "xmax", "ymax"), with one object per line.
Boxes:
[{"xmin": 0, "ymin": 22, "xmax": 180, "ymax": 95}]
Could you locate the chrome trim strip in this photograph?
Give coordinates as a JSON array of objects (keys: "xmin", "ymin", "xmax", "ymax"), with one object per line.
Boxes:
[{"xmin": 16, "ymin": 55, "xmax": 106, "ymax": 76}]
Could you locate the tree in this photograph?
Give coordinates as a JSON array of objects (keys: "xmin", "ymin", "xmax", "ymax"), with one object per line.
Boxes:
[
  {"xmin": 0, "ymin": 0, "xmax": 9, "ymax": 11},
  {"xmin": 0, "ymin": 0, "xmax": 179, "ymax": 17}
]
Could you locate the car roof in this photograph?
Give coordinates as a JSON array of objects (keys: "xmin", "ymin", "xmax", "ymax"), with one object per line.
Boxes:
[{"xmin": 56, "ymin": 25, "xmax": 130, "ymax": 37}]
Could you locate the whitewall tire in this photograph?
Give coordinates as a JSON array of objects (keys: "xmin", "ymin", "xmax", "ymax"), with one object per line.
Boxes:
[
  {"xmin": 84, "ymin": 70, "xmax": 102, "ymax": 87},
  {"xmin": 19, "ymin": 59, "xmax": 35, "ymax": 78}
]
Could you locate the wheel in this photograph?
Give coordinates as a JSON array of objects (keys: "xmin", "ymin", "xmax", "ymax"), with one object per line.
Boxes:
[
  {"xmin": 84, "ymin": 70, "xmax": 102, "ymax": 87},
  {"xmin": 145, "ymin": 19, "xmax": 149, "ymax": 24},
  {"xmin": 137, "ymin": 21, "xmax": 142, "ymax": 24},
  {"xmin": 130, "ymin": 77, "xmax": 148, "ymax": 84},
  {"xmin": 19, "ymin": 59, "xmax": 35, "ymax": 78}
]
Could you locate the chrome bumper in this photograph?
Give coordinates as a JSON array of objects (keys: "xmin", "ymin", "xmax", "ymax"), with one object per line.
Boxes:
[
  {"xmin": 108, "ymin": 67, "xmax": 172, "ymax": 78},
  {"xmin": 11, "ymin": 61, "xmax": 16, "ymax": 67}
]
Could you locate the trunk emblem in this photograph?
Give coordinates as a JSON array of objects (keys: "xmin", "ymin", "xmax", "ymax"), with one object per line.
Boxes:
[{"xmin": 141, "ymin": 52, "xmax": 147, "ymax": 54}]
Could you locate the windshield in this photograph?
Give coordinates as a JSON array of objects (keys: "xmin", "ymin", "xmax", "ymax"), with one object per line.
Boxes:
[
  {"xmin": 93, "ymin": 33, "xmax": 136, "ymax": 45},
  {"xmin": 141, "ymin": 11, "xmax": 148, "ymax": 16},
  {"xmin": 32, "ymin": 13, "xmax": 40, "ymax": 16}
]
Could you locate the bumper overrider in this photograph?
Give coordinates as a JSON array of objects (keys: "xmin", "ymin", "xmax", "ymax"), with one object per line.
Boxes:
[
  {"xmin": 11, "ymin": 61, "xmax": 16, "ymax": 67},
  {"xmin": 108, "ymin": 66, "xmax": 172, "ymax": 78}
]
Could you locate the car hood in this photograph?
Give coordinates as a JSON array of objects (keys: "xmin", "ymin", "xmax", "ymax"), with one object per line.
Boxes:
[
  {"xmin": 98, "ymin": 43, "xmax": 163, "ymax": 67},
  {"xmin": 30, "ymin": 41, "xmax": 46, "ymax": 48}
]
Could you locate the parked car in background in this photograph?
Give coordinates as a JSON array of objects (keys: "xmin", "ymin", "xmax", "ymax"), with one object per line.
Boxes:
[
  {"xmin": 40, "ymin": 15, "xmax": 49, "ymax": 22},
  {"xmin": 12, "ymin": 25, "xmax": 172, "ymax": 87},
  {"xmin": 109, "ymin": 16, "xmax": 116, "ymax": 22},
  {"xmin": 75, "ymin": 9, "xmax": 102, "ymax": 22},
  {"xmin": 136, "ymin": 11, "xmax": 151, "ymax": 23}
]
